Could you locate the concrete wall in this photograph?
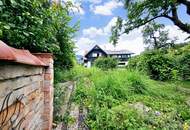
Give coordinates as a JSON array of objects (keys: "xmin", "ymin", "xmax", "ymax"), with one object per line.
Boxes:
[{"xmin": 0, "ymin": 54, "xmax": 53, "ymax": 130}]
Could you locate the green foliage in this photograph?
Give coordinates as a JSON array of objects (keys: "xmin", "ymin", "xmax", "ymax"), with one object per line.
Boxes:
[
  {"xmin": 127, "ymin": 54, "xmax": 148, "ymax": 72},
  {"xmin": 110, "ymin": 0, "xmax": 190, "ymax": 44},
  {"xmin": 128, "ymin": 51, "xmax": 176, "ymax": 81},
  {"xmin": 71, "ymin": 66, "xmax": 190, "ymax": 129},
  {"xmin": 0, "ymin": 0, "xmax": 77, "ymax": 68},
  {"xmin": 94, "ymin": 57, "xmax": 118, "ymax": 70},
  {"xmin": 128, "ymin": 43, "xmax": 190, "ymax": 81},
  {"xmin": 142, "ymin": 21, "xmax": 176, "ymax": 50},
  {"xmin": 177, "ymin": 53, "xmax": 190, "ymax": 80}
]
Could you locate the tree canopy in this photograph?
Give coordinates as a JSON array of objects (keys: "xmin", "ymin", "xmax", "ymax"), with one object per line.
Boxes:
[
  {"xmin": 142, "ymin": 21, "xmax": 176, "ymax": 50},
  {"xmin": 111, "ymin": 0, "xmax": 190, "ymax": 44},
  {"xmin": 0, "ymin": 0, "xmax": 78, "ymax": 68}
]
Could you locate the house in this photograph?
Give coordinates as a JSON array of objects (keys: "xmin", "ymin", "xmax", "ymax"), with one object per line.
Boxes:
[{"xmin": 84, "ymin": 45, "xmax": 134, "ymax": 67}]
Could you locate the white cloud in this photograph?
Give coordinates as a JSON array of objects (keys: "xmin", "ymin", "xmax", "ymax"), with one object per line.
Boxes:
[
  {"xmin": 75, "ymin": 37, "xmax": 96, "ymax": 55},
  {"xmin": 87, "ymin": 0, "xmax": 102, "ymax": 4},
  {"xmin": 100, "ymin": 28, "xmax": 145, "ymax": 55},
  {"xmin": 103, "ymin": 17, "xmax": 118, "ymax": 34},
  {"xmin": 116, "ymin": 32, "xmax": 145, "ymax": 55},
  {"xmin": 91, "ymin": 0, "xmax": 123, "ymax": 15},
  {"xmin": 83, "ymin": 27, "xmax": 105, "ymax": 38},
  {"xmin": 82, "ymin": 17, "xmax": 118, "ymax": 39},
  {"xmin": 165, "ymin": 25, "xmax": 189, "ymax": 43}
]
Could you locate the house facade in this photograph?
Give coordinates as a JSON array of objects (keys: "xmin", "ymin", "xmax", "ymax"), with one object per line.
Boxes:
[{"xmin": 84, "ymin": 45, "xmax": 134, "ymax": 67}]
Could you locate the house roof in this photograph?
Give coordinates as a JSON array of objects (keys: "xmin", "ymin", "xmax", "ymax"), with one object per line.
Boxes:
[
  {"xmin": 105, "ymin": 50, "xmax": 134, "ymax": 55},
  {"xmin": 85, "ymin": 45, "xmax": 134, "ymax": 57},
  {"xmin": 85, "ymin": 45, "xmax": 107, "ymax": 57}
]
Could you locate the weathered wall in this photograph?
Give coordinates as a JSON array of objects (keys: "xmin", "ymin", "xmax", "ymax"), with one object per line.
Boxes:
[{"xmin": 0, "ymin": 53, "xmax": 53, "ymax": 130}]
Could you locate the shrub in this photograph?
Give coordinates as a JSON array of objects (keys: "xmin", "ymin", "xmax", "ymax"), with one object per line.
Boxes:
[
  {"xmin": 128, "ymin": 51, "xmax": 176, "ymax": 81},
  {"xmin": 94, "ymin": 57, "xmax": 118, "ymax": 70},
  {"xmin": 128, "ymin": 54, "xmax": 148, "ymax": 72},
  {"xmin": 177, "ymin": 53, "xmax": 190, "ymax": 80}
]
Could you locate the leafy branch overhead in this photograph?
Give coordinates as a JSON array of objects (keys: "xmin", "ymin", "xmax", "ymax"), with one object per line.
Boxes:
[
  {"xmin": 142, "ymin": 21, "xmax": 177, "ymax": 50},
  {"xmin": 111, "ymin": 0, "xmax": 190, "ymax": 44}
]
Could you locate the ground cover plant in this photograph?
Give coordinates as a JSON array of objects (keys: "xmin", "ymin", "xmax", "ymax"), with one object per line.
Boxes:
[{"xmin": 70, "ymin": 66, "xmax": 190, "ymax": 129}]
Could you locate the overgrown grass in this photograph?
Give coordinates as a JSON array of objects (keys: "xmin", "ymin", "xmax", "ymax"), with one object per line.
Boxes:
[
  {"xmin": 69, "ymin": 66, "xmax": 190, "ymax": 129},
  {"xmin": 179, "ymin": 80, "xmax": 190, "ymax": 89}
]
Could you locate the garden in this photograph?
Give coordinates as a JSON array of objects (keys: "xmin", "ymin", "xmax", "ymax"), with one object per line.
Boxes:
[{"xmin": 53, "ymin": 43, "xmax": 190, "ymax": 129}]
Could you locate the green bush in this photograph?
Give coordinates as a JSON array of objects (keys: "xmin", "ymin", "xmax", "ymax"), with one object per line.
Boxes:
[
  {"xmin": 94, "ymin": 57, "xmax": 118, "ymax": 70},
  {"xmin": 128, "ymin": 51, "xmax": 176, "ymax": 81},
  {"xmin": 128, "ymin": 54, "xmax": 148, "ymax": 72},
  {"xmin": 177, "ymin": 53, "xmax": 190, "ymax": 80}
]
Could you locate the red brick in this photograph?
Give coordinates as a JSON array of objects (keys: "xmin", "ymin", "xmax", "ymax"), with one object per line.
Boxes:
[{"xmin": 44, "ymin": 73, "xmax": 52, "ymax": 80}]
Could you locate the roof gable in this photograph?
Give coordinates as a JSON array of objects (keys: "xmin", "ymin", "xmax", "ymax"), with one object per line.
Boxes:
[{"xmin": 85, "ymin": 45, "xmax": 107, "ymax": 57}]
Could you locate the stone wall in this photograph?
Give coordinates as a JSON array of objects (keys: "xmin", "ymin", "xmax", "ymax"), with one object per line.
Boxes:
[{"xmin": 0, "ymin": 53, "xmax": 54, "ymax": 130}]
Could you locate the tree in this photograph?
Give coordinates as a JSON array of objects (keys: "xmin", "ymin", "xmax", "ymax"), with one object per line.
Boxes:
[
  {"xmin": 111, "ymin": 0, "xmax": 190, "ymax": 44},
  {"xmin": 0, "ymin": 0, "xmax": 78, "ymax": 68},
  {"xmin": 142, "ymin": 21, "xmax": 176, "ymax": 49}
]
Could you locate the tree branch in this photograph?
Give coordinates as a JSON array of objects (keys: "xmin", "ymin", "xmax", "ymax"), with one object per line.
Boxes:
[
  {"xmin": 122, "ymin": 15, "xmax": 165, "ymax": 35},
  {"xmin": 177, "ymin": 0, "xmax": 190, "ymax": 15},
  {"xmin": 164, "ymin": 4, "xmax": 190, "ymax": 34}
]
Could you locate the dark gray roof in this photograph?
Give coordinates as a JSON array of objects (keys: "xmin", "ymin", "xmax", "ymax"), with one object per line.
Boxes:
[
  {"xmin": 105, "ymin": 50, "xmax": 134, "ymax": 55},
  {"xmin": 84, "ymin": 45, "xmax": 134, "ymax": 57}
]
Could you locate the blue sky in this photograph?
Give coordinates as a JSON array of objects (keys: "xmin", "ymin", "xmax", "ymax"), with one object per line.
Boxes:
[{"xmin": 67, "ymin": 0, "xmax": 190, "ymax": 55}]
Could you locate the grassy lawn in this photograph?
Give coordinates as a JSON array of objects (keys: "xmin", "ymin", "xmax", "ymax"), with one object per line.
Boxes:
[{"xmin": 59, "ymin": 66, "xmax": 190, "ymax": 129}]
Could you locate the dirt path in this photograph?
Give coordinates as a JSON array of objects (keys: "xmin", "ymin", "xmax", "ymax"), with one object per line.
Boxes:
[{"xmin": 54, "ymin": 81, "xmax": 88, "ymax": 130}]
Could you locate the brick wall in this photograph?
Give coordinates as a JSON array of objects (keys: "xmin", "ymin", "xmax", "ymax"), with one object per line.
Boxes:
[{"xmin": 0, "ymin": 42, "xmax": 54, "ymax": 130}]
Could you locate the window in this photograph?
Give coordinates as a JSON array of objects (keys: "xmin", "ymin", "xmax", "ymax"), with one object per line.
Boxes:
[
  {"xmin": 92, "ymin": 53, "xmax": 97, "ymax": 57},
  {"xmin": 121, "ymin": 55, "xmax": 125, "ymax": 58},
  {"xmin": 112, "ymin": 55, "xmax": 117, "ymax": 58}
]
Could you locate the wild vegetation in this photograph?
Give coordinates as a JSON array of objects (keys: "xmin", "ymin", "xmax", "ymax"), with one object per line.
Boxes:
[
  {"xmin": 53, "ymin": 65, "xmax": 190, "ymax": 129},
  {"xmin": 52, "ymin": 42, "xmax": 190, "ymax": 128}
]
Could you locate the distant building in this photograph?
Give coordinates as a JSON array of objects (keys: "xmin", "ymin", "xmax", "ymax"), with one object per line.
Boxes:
[
  {"xmin": 84, "ymin": 45, "xmax": 134, "ymax": 67},
  {"xmin": 76, "ymin": 55, "xmax": 84, "ymax": 64}
]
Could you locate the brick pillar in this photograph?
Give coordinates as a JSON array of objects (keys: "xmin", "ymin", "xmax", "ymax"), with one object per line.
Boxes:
[{"xmin": 33, "ymin": 53, "xmax": 54, "ymax": 130}]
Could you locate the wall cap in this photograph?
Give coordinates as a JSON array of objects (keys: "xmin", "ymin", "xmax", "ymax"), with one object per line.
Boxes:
[{"xmin": 0, "ymin": 41, "xmax": 47, "ymax": 66}]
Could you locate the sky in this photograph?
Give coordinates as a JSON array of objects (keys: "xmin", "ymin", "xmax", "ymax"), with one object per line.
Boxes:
[{"xmin": 66, "ymin": 0, "xmax": 190, "ymax": 55}]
